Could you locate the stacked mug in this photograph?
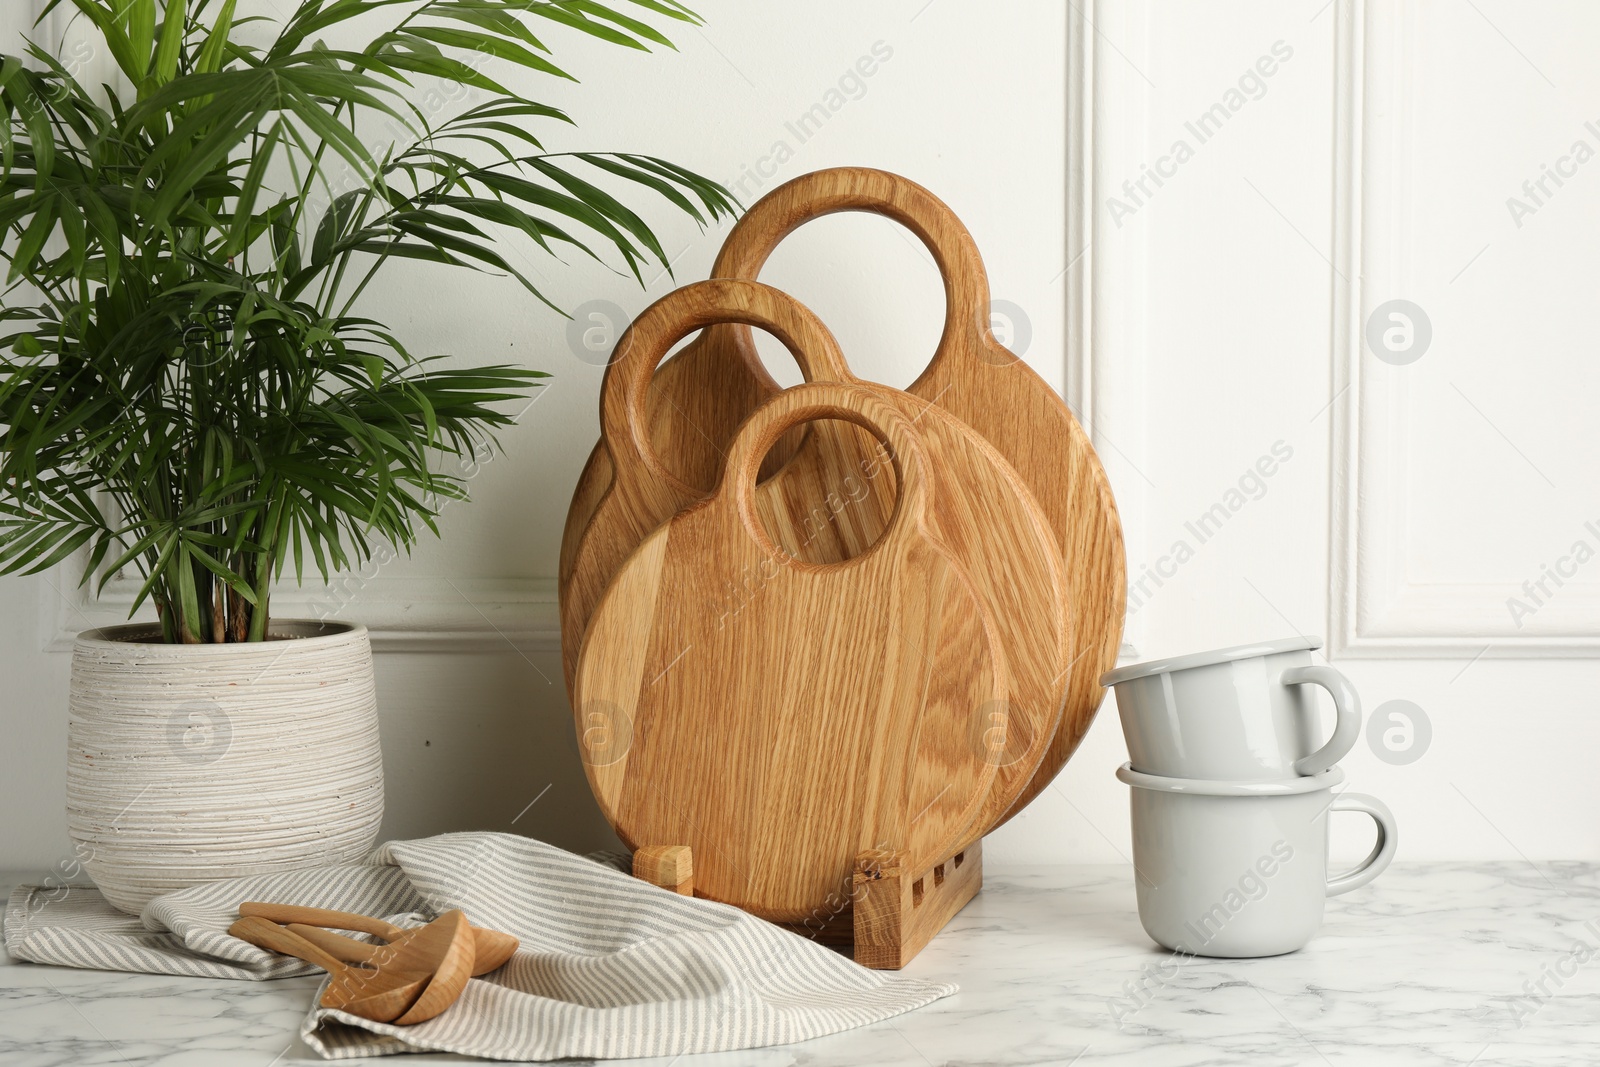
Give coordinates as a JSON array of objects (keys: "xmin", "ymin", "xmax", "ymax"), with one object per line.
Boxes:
[{"xmin": 1102, "ymin": 636, "xmax": 1398, "ymax": 958}]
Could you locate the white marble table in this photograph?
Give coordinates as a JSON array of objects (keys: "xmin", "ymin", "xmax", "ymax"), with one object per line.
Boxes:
[{"xmin": 3, "ymin": 863, "xmax": 1597, "ymax": 1066}]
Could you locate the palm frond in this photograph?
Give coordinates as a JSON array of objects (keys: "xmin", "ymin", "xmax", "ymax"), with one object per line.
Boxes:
[{"xmin": 0, "ymin": 0, "xmax": 734, "ymax": 641}]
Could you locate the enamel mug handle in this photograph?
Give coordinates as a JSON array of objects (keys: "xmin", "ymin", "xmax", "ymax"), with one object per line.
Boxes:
[
  {"xmin": 1281, "ymin": 664, "xmax": 1361, "ymax": 776},
  {"xmin": 1325, "ymin": 792, "xmax": 1398, "ymax": 896}
]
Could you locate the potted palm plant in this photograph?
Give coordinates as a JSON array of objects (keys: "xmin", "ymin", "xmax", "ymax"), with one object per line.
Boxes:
[{"xmin": 0, "ymin": 0, "xmax": 734, "ymax": 912}]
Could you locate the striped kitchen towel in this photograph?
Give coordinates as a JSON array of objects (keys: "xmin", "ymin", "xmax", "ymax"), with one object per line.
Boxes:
[{"xmin": 3, "ymin": 832, "xmax": 957, "ymax": 1061}]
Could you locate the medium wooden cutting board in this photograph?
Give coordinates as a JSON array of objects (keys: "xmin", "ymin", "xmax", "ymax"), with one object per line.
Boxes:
[
  {"xmin": 561, "ymin": 279, "xmax": 898, "ymax": 696},
  {"xmin": 574, "ymin": 381, "xmax": 1002, "ymax": 921},
  {"xmin": 563, "ymin": 279, "xmax": 1072, "ymax": 836},
  {"xmin": 560, "ymin": 168, "xmax": 1124, "ymax": 828}
]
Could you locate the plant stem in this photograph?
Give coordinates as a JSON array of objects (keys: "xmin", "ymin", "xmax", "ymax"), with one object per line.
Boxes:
[{"xmin": 246, "ymin": 486, "xmax": 287, "ymax": 642}]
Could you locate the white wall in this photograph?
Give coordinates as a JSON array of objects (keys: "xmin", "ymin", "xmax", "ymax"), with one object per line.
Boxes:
[
  {"xmin": 1072, "ymin": 0, "xmax": 1600, "ymax": 866},
  {"xmin": 3, "ymin": 0, "xmax": 1594, "ymax": 877},
  {"xmin": 0, "ymin": 0, "xmax": 1075, "ymax": 869}
]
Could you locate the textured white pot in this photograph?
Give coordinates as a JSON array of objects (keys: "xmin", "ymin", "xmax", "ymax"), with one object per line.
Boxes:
[{"xmin": 67, "ymin": 620, "xmax": 384, "ymax": 915}]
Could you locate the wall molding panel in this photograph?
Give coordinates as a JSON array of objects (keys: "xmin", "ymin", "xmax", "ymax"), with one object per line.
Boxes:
[
  {"xmin": 39, "ymin": 573, "xmax": 559, "ymax": 653},
  {"xmin": 1076, "ymin": 0, "xmax": 1148, "ymax": 660},
  {"xmin": 1328, "ymin": 0, "xmax": 1600, "ymax": 658}
]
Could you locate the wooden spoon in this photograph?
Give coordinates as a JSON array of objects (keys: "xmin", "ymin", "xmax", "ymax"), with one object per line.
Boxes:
[
  {"xmin": 330, "ymin": 909, "xmax": 474, "ymax": 1025},
  {"xmin": 228, "ymin": 915, "xmax": 428, "ymax": 1023},
  {"xmin": 234, "ymin": 910, "xmax": 476, "ymax": 1025},
  {"xmin": 237, "ymin": 901, "xmax": 518, "ymax": 975},
  {"xmin": 288, "ymin": 924, "xmax": 481, "ymax": 1026}
]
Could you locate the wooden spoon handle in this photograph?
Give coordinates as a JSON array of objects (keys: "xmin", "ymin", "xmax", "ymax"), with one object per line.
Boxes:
[
  {"xmin": 723, "ymin": 382, "xmax": 928, "ymax": 563},
  {"xmin": 287, "ymin": 923, "xmax": 380, "ymax": 964},
  {"xmin": 229, "ymin": 915, "xmax": 355, "ymax": 975},
  {"xmin": 239, "ymin": 901, "xmax": 403, "ymax": 940},
  {"xmin": 600, "ymin": 279, "xmax": 854, "ymax": 493},
  {"xmin": 711, "ymin": 167, "xmax": 991, "ymax": 353}
]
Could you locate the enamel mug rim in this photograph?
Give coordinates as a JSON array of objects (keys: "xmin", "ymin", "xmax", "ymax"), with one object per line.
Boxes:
[
  {"xmin": 1116, "ymin": 762, "xmax": 1345, "ymax": 796},
  {"xmin": 1100, "ymin": 634, "xmax": 1321, "ymax": 687}
]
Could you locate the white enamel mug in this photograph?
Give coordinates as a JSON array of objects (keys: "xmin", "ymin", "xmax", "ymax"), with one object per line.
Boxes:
[
  {"xmin": 1101, "ymin": 635, "xmax": 1361, "ymax": 780},
  {"xmin": 1118, "ymin": 763, "xmax": 1397, "ymax": 958}
]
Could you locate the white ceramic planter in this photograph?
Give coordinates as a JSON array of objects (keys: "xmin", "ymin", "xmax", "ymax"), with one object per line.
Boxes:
[{"xmin": 67, "ymin": 620, "xmax": 384, "ymax": 914}]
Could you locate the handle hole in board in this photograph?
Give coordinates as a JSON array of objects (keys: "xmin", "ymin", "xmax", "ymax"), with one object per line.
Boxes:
[
  {"xmin": 751, "ymin": 214, "xmax": 945, "ymax": 391},
  {"xmin": 750, "ymin": 416, "xmax": 899, "ymax": 565},
  {"xmin": 642, "ymin": 330, "xmax": 810, "ymax": 493}
]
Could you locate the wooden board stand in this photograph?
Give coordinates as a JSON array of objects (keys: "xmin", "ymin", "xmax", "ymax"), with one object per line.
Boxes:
[
  {"xmin": 632, "ymin": 841, "xmax": 982, "ymax": 970},
  {"xmin": 633, "ymin": 845, "xmax": 694, "ymax": 896}
]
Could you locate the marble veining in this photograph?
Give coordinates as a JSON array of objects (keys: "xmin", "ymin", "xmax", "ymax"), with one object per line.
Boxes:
[{"xmin": 3, "ymin": 863, "xmax": 1598, "ymax": 1066}]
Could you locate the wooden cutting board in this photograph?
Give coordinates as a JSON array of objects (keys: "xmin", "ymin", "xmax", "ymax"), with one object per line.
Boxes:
[
  {"xmin": 563, "ymin": 278, "xmax": 1072, "ymax": 836},
  {"xmin": 574, "ymin": 381, "xmax": 1002, "ymax": 921},
  {"xmin": 561, "ymin": 279, "xmax": 898, "ymax": 695},
  {"xmin": 560, "ymin": 168, "xmax": 1124, "ymax": 828}
]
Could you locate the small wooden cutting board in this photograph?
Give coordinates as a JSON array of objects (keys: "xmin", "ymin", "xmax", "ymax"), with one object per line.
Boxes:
[{"xmin": 574, "ymin": 382, "xmax": 1002, "ymax": 921}]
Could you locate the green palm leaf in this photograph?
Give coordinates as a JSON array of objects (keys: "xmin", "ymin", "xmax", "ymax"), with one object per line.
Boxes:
[{"xmin": 1, "ymin": 0, "xmax": 735, "ymax": 642}]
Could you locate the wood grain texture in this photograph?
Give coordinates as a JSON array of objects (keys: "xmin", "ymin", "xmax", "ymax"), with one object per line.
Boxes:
[
  {"xmin": 646, "ymin": 843, "xmax": 983, "ymax": 970},
  {"xmin": 556, "ymin": 341, "xmax": 804, "ymax": 589},
  {"xmin": 557, "ymin": 168, "xmax": 1124, "ymax": 830},
  {"xmin": 236, "ymin": 911, "xmax": 475, "ymax": 1025},
  {"xmin": 563, "ymin": 278, "xmax": 1072, "ymax": 838},
  {"xmin": 239, "ymin": 901, "xmax": 517, "ymax": 976},
  {"xmin": 560, "ymin": 279, "xmax": 896, "ymax": 696},
  {"xmin": 851, "ymin": 841, "xmax": 983, "ymax": 970},
  {"xmin": 574, "ymin": 382, "xmax": 1002, "ymax": 923},
  {"xmin": 356, "ymin": 910, "xmax": 474, "ymax": 1025},
  {"xmin": 285, "ymin": 918, "xmax": 475, "ymax": 1022},
  {"xmin": 633, "ymin": 845, "xmax": 694, "ymax": 896},
  {"xmin": 284, "ymin": 922, "xmax": 392, "ymax": 965},
  {"xmin": 228, "ymin": 915, "xmax": 428, "ymax": 1023},
  {"xmin": 873, "ymin": 394, "xmax": 1070, "ymax": 841}
]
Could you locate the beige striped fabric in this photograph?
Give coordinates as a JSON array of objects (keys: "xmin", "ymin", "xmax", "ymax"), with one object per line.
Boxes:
[{"xmin": 4, "ymin": 832, "xmax": 956, "ymax": 1061}]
